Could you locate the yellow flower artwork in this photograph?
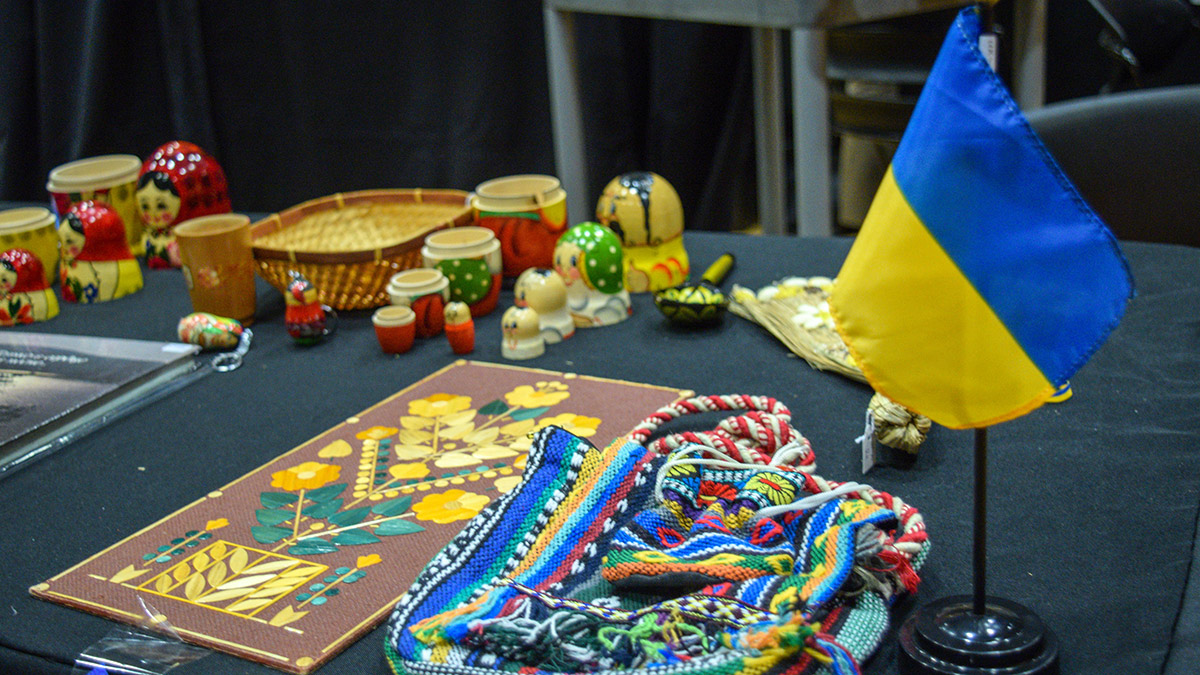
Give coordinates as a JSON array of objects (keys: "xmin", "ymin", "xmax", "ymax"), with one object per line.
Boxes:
[
  {"xmin": 388, "ymin": 462, "xmax": 430, "ymax": 481},
  {"xmin": 412, "ymin": 490, "xmax": 491, "ymax": 524},
  {"xmin": 271, "ymin": 462, "xmax": 341, "ymax": 492},
  {"xmin": 534, "ymin": 413, "xmax": 601, "ymax": 437},
  {"xmin": 504, "ymin": 382, "xmax": 570, "ymax": 408},
  {"xmin": 433, "ymin": 452, "xmax": 481, "ymax": 468},
  {"xmin": 494, "ymin": 476, "xmax": 523, "ymax": 494},
  {"xmin": 408, "ymin": 393, "xmax": 472, "ymax": 418},
  {"xmin": 355, "ymin": 426, "xmax": 399, "ymax": 441}
]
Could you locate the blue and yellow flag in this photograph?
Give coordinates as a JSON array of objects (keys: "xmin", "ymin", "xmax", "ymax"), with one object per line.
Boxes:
[{"xmin": 829, "ymin": 8, "xmax": 1133, "ymax": 429}]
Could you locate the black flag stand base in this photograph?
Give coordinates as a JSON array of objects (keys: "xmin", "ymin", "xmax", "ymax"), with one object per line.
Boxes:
[
  {"xmin": 897, "ymin": 595, "xmax": 1059, "ymax": 674},
  {"xmin": 897, "ymin": 427, "xmax": 1059, "ymax": 674}
]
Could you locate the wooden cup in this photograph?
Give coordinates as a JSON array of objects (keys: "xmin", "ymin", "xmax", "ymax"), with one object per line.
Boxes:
[{"xmin": 174, "ymin": 214, "xmax": 257, "ymax": 323}]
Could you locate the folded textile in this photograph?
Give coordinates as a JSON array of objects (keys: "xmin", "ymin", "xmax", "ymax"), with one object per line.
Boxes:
[{"xmin": 385, "ymin": 426, "xmax": 927, "ymax": 675}]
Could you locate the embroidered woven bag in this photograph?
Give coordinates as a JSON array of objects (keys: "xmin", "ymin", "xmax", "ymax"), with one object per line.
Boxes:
[{"xmin": 385, "ymin": 395, "xmax": 928, "ymax": 675}]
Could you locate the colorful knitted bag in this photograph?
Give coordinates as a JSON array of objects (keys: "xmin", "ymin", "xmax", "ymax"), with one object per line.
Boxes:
[{"xmin": 384, "ymin": 396, "xmax": 928, "ymax": 675}]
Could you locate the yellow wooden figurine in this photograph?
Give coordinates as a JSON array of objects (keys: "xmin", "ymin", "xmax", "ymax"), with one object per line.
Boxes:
[{"xmin": 595, "ymin": 171, "xmax": 688, "ymax": 293}]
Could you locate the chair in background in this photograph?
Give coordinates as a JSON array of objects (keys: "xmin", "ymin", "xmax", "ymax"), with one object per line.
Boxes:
[
  {"xmin": 1088, "ymin": 0, "xmax": 1199, "ymax": 90},
  {"xmin": 1025, "ymin": 85, "xmax": 1200, "ymax": 247}
]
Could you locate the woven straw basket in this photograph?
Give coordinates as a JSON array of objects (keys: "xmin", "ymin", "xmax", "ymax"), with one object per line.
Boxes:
[{"xmin": 250, "ymin": 189, "xmax": 474, "ymax": 310}]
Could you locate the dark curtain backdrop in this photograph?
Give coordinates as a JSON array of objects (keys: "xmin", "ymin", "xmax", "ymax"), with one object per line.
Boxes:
[
  {"xmin": 3, "ymin": 1, "xmax": 1187, "ymax": 232},
  {"xmin": 0, "ymin": 0, "xmax": 756, "ymax": 231}
]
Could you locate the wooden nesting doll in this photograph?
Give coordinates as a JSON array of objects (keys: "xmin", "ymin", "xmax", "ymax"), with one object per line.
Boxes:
[
  {"xmin": 553, "ymin": 222, "xmax": 631, "ymax": 327},
  {"xmin": 443, "ymin": 301, "xmax": 475, "ymax": 354},
  {"xmin": 595, "ymin": 171, "xmax": 688, "ymax": 293},
  {"xmin": 0, "ymin": 248, "xmax": 58, "ymax": 325},
  {"xmin": 58, "ymin": 201, "xmax": 143, "ymax": 303},
  {"xmin": 137, "ymin": 141, "xmax": 232, "ymax": 268},
  {"xmin": 501, "ymin": 306, "xmax": 544, "ymax": 360},
  {"xmin": 514, "ymin": 267, "xmax": 574, "ymax": 343},
  {"xmin": 284, "ymin": 271, "xmax": 331, "ymax": 345},
  {"xmin": 177, "ymin": 312, "xmax": 245, "ymax": 350}
]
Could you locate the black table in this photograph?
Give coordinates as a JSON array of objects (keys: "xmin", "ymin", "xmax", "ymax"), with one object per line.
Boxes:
[{"xmin": 1, "ymin": 231, "xmax": 1197, "ymax": 675}]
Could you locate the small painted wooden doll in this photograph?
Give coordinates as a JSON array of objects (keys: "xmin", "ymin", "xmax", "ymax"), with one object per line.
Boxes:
[
  {"xmin": 58, "ymin": 201, "xmax": 143, "ymax": 303},
  {"xmin": 443, "ymin": 301, "xmax": 475, "ymax": 354},
  {"xmin": 514, "ymin": 267, "xmax": 574, "ymax": 343},
  {"xmin": 0, "ymin": 248, "xmax": 58, "ymax": 325},
  {"xmin": 137, "ymin": 141, "xmax": 232, "ymax": 268},
  {"xmin": 501, "ymin": 306, "xmax": 544, "ymax": 360},
  {"xmin": 284, "ymin": 271, "xmax": 331, "ymax": 345},
  {"xmin": 553, "ymin": 222, "xmax": 631, "ymax": 327},
  {"xmin": 178, "ymin": 312, "xmax": 245, "ymax": 350}
]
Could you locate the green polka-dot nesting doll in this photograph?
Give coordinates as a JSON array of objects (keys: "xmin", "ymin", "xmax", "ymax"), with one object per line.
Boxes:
[
  {"xmin": 436, "ymin": 258, "xmax": 492, "ymax": 305},
  {"xmin": 553, "ymin": 222, "xmax": 631, "ymax": 327}
]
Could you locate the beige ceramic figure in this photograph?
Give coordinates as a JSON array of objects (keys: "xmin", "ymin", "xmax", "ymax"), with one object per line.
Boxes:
[
  {"xmin": 500, "ymin": 306, "xmax": 544, "ymax": 360},
  {"xmin": 514, "ymin": 267, "xmax": 574, "ymax": 343}
]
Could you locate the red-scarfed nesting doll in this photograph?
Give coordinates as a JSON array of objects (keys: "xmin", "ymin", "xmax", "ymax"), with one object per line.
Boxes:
[
  {"xmin": 137, "ymin": 141, "xmax": 231, "ymax": 268},
  {"xmin": 58, "ymin": 201, "xmax": 143, "ymax": 303},
  {"xmin": 0, "ymin": 248, "xmax": 58, "ymax": 325},
  {"xmin": 284, "ymin": 271, "xmax": 333, "ymax": 345}
]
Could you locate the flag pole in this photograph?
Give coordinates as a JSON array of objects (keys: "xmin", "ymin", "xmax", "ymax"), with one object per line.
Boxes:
[
  {"xmin": 972, "ymin": 428, "xmax": 987, "ymax": 616},
  {"xmin": 973, "ymin": 0, "xmax": 995, "ymax": 623},
  {"xmin": 973, "ymin": 3, "xmax": 995, "ymax": 622}
]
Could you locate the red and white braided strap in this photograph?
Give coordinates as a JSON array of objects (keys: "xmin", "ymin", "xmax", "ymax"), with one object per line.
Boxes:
[{"xmin": 629, "ymin": 394, "xmax": 816, "ymax": 472}]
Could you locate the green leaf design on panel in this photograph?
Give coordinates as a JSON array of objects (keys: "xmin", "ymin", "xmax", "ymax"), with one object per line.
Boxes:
[
  {"xmin": 255, "ymin": 509, "xmax": 294, "ymax": 527},
  {"xmin": 479, "ymin": 400, "xmax": 508, "ymax": 416},
  {"xmin": 332, "ymin": 530, "xmax": 381, "ymax": 546},
  {"xmin": 303, "ymin": 498, "xmax": 343, "ymax": 520},
  {"xmin": 510, "ymin": 406, "xmax": 550, "ymax": 421},
  {"xmin": 288, "ymin": 539, "xmax": 339, "ymax": 556},
  {"xmin": 375, "ymin": 519, "xmax": 426, "ymax": 536},
  {"xmin": 250, "ymin": 526, "xmax": 291, "ymax": 544},
  {"xmin": 260, "ymin": 492, "xmax": 298, "ymax": 509},
  {"xmin": 306, "ymin": 483, "xmax": 347, "ymax": 503},
  {"xmin": 371, "ymin": 496, "xmax": 412, "ymax": 517},
  {"xmin": 328, "ymin": 507, "xmax": 370, "ymax": 527}
]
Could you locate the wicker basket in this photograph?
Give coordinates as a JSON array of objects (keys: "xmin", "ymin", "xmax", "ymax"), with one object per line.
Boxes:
[{"xmin": 250, "ymin": 189, "xmax": 474, "ymax": 310}]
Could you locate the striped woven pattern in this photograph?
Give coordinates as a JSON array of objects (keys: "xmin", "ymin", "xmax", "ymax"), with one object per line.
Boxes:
[{"xmin": 385, "ymin": 424, "xmax": 929, "ymax": 675}]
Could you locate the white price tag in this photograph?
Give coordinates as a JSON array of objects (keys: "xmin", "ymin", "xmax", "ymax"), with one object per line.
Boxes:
[
  {"xmin": 979, "ymin": 33, "xmax": 998, "ymax": 73},
  {"xmin": 857, "ymin": 408, "xmax": 877, "ymax": 475}
]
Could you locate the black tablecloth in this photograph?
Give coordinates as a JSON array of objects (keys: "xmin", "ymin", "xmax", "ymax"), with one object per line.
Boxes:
[{"xmin": 0, "ymin": 231, "xmax": 1197, "ymax": 675}]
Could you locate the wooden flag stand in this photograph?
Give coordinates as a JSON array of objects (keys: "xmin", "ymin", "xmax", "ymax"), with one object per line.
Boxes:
[{"xmin": 897, "ymin": 428, "xmax": 1059, "ymax": 673}]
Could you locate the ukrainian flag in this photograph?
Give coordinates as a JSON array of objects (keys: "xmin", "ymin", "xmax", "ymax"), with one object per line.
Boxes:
[{"xmin": 829, "ymin": 8, "xmax": 1133, "ymax": 430}]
